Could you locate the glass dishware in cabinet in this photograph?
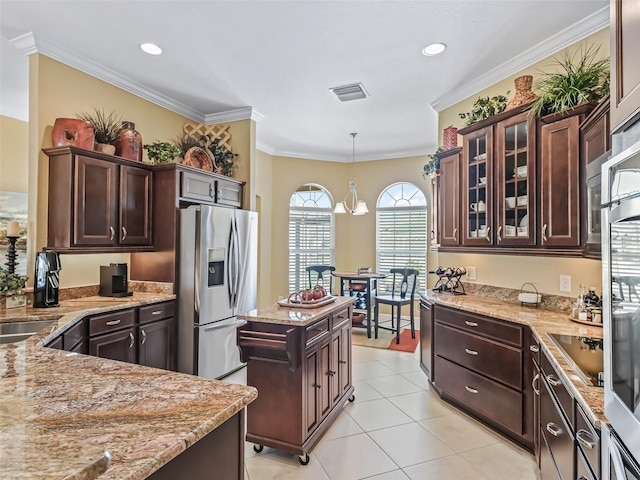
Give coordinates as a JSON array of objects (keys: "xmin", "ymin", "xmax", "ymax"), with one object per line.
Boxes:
[
  {"xmin": 463, "ymin": 126, "xmax": 493, "ymax": 245},
  {"xmin": 496, "ymin": 112, "xmax": 536, "ymax": 245}
]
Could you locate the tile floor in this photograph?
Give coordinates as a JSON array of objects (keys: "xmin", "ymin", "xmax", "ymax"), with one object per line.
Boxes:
[{"xmin": 225, "ymin": 343, "xmax": 540, "ymax": 480}]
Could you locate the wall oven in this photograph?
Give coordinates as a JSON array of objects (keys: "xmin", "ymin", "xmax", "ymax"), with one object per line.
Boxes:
[{"xmin": 602, "ymin": 140, "xmax": 640, "ymax": 479}]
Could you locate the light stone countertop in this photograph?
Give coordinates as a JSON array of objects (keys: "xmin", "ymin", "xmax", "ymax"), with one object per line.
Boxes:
[
  {"xmin": 422, "ymin": 291, "xmax": 606, "ymax": 429},
  {"xmin": 237, "ymin": 295, "xmax": 355, "ymax": 326},
  {"xmin": 1, "ymin": 293, "xmax": 258, "ymax": 480}
]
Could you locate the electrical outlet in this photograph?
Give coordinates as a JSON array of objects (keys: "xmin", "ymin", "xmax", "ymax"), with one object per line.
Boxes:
[
  {"xmin": 559, "ymin": 275, "xmax": 572, "ymax": 293},
  {"xmin": 467, "ymin": 266, "xmax": 477, "ymax": 281}
]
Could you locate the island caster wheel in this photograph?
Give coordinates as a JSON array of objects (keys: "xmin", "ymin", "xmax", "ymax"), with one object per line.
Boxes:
[
  {"xmin": 253, "ymin": 444, "xmax": 264, "ymax": 453},
  {"xmin": 298, "ymin": 453, "xmax": 310, "ymax": 465},
  {"xmin": 348, "ymin": 394, "xmax": 355, "ymax": 402}
]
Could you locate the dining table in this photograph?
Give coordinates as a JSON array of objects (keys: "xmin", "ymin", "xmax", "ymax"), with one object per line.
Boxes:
[{"xmin": 332, "ymin": 271, "xmax": 386, "ymax": 338}]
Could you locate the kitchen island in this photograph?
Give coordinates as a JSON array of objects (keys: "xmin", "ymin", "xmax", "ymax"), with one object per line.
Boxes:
[
  {"xmin": 1, "ymin": 292, "xmax": 257, "ymax": 480},
  {"xmin": 237, "ymin": 295, "xmax": 354, "ymax": 465}
]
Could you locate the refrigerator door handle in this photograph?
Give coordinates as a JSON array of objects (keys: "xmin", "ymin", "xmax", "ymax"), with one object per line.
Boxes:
[
  {"xmin": 227, "ymin": 224, "xmax": 235, "ymax": 308},
  {"xmin": 233, "ymin": 216, "xmax": 241, "ymax": 309}
]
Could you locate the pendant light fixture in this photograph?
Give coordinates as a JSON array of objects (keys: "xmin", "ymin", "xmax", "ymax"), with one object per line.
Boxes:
[{"xmin": 334, "ymin": 133, "xmax": 368, "ymax": 215}]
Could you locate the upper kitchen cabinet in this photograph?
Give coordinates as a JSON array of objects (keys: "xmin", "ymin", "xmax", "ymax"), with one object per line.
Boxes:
[
  {"xmin": 610, "ymin": 0, "xmax": 640, "ymax": 133},
  {"xmin": 437, "ymin": 147, "xmax": 462, "ymax": 247},
  {"xmin": 44, "ymin": 147, "xmax": 153, "ymax": 253}
]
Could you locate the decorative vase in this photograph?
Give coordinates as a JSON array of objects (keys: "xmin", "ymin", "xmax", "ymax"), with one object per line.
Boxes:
[
  {"xmin": 51, "ymin": 118, "xmax": 94, "ymax": 149},
  {"xmin": 506, "ymin": 75, "xmax": 537, "ymax": 110},
  {"xmin": 442, "ymin": 126, "xmax": 458, "ymax": 150},
  {"xmin": 95, "ymin": 143, "xmax": 116, "ymax": 155},
  {"xmin": 114, "ymin": 121, "xmax": 142, "ymax": 161}
]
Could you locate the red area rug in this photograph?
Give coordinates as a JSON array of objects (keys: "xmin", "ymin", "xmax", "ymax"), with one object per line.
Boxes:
[{"xmin": 387, "ymin": 329, "xmax": 419, "ymax": 353}]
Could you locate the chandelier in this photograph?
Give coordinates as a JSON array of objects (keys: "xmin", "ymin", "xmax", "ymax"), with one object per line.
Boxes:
[{"xmin": 334, "ymin": 133, "xmax": 368, "ymax": 215}]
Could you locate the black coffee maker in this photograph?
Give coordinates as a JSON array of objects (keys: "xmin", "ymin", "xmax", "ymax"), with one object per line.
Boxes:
[
  {"xmin": 34, "ymin": 251, "xmax": 61, "ymax": 308},
  {"xmin": 99, "ymin": 263, "xmax": 132, "ymax": 297}
]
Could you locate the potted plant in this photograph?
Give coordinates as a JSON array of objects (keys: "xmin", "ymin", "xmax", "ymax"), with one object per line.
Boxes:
[
  {"xmin": 528, "ymin": 43, "xmax": 609, "ymax": 119},
  {"xmin": 77, "ymin": 108, "xmax": 122, "ymax": 154},
  {"xmin": 143, "ymin": 140, "xmax": 180, "ymax": 164},
  {"xmin": 0, "ymin": 267, "xmax": 28, "ymax": 309},
  {"xmin": 459, "ymin": 92, "xmax": 510, "ymax": 126},
  {"xmin": 422, "ymin": 146, "xmax": 444, "ymax": 178},
  {"xmin": 207, "ymin": 137, "xmax": 239, "ymax": 177}
]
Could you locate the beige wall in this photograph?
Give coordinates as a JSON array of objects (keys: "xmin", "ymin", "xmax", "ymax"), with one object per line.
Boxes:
[
  {"xmin": 0, "ymin": 115, "xmax": 29, "ymax": 193},
  {"xmin": 434, "ymin": 29, "xmax": 609, "ymax": 297},
  {"xmin": 255, "ymin": 149, "xmax": 273, "ymax": 307}
]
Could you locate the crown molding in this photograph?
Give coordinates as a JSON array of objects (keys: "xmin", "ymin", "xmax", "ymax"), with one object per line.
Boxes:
[
  {"xmin": 431, "ymin": 6, "xmax": 610, "ymax": 112},
  {"xmin": 204, "ymin": 107, "xmax": 264, "ymax": 124},
  {"xmin": 255, "ymin": 140, "xmax": 276, "ymax": 156},
  {"xmin": 9, "ymin": 32, "xmax": 38, "ymax": 55}
]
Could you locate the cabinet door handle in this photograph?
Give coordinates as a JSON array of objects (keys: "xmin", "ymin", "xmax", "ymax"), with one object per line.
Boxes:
[
  {"xmin": 217, "ymin": 190, "xmax": 222, "ymax": 199},
  {"xmin": 576, "ymin": 429, "xmax": 597, "ymax": 450},
  {"xmin": 497, "ymin": 225, "xmax": 502, "ymax": 244},
  {"xmin": 546, "ymin": 374, "xmax": 562, "ymax": 387},
  {"xmin": 465, "ymin": 385, "xmax": 478, "ymax": 394},
  {"xmin": 542, "ymin": 224, "xmax": 548, "ymax": 242},
  {"xmin": 532, "ymin": 373, "xmax": 540, "ymax": 395},
  {"xmin": 546, "ymin": 422, "xmax": 562, "ymax": 437},
  {"xmin": 453, "ymin": 228, "xmax": 457, "ymax": 243},
  {"xmin": 105, "ymin": 319, "xmax": 121, "ymax": 326},
  {"xmin": 328, "ymin": 370, "xmax": 335, "ymax": 376},
  {"xmin": 140, "ymin": 329, "xmax": 147, "ymax": 345},
  {"xmin": 529, "ymin": 344, "xmax": 539, "ymax": 353},
  {"xmin": 121, "ymin": 226, "xmax": 127, "ymax": 241},
  {"xmin": 339, "ymin": 360, "xmax": 347, "ymax": 364},
  {"xmin": 109, "ymin": 226, "xmax": 115, "ymax": 241},
  {"xmin": 128, "ymin": 332, "xmax": 135, "ymax": 349},
  {"xmin": 312, "ymin": 384, "xmax": 321, "ymax": 389},
  {"xmin": 430, "ymin": 230, "xmax": 435, "ymax": 240},
  {"xmin": 465, "ymin": 348, "xmax": 478, "ymax": 356},
  {"xmin": 465, "ymin": 320, "xmax": 478, "ymax": 327},
  {"xmin": 485, "ymin": 226, "xmax": 491, "ymax": 242},
  {"xmin": 208, "ymin": 184, "xmax": 214, "ymax": 198}
]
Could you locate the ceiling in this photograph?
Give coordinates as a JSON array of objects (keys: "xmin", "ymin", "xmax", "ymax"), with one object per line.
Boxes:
[{"xmin": 0, "ymin": 1, "xmax": 608, "ymax": 162}]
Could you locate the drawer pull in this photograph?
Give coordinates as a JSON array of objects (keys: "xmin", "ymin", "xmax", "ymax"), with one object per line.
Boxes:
[
  {"xmin": 546, "ymin": 374, "xmax": 562, "ymax": 387},
  {"xmin": 465, "ymin": 348, "xmax": 478, "ymax": 356},
  {"xmin": 576, "ymin": 429, "xmax": 597, "ymax": 450},
  {"xmin": 532, "ymin": 373, "xmax": 540, "ymax": 395},
  {"xmin": 465, "ymin": 385, "xmax": 478, "ymax": 394},
  {"xmin": 546, "ymin": 422, "xmax": 562, "ymax": 437},
  {"xmin": 465, "ymin": 321, "xmax": 478, "ymax": 327},
  {"xmin": 128, "ymin": 332, "xmax": 135, "ymax": 349},
  {"xmin": 151, "ymin": 310, "xmax": 163, "ymax": 316},
  {"xmin": 105, "ymin": 320, "xmax": 121, "ymax": 326},
  {"xmin": 529, "ymin": 344, "xmax": 539, "ymax": 353}
]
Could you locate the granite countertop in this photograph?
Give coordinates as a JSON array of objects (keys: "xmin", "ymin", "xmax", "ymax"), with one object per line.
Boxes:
[
  {"xmin": 237, "ymin": 295, "xmax": 355, "ymax": 326},
  {"xmin": 421, "ymin": 291, "xmax": 606, "ymax": 429},
  {"xmin": 1, "ymin": 293, "xmax": 258, "ymax": 480}
]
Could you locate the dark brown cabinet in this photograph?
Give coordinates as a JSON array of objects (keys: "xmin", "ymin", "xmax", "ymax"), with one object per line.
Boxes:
[
  {"xmin": 438, "ymin": 148, "xmax": 462, "ymax": 246},
  {"xmin": 89, "ymin": 327, "xmax": 137, "ymax": 363},
  {"xmin": 610, "ymin": 0, "xmax": 640, "ymax": 132},
  {"xmin": 44, "ymin": 146, "xmax": 153, "ymax": 252},
  {"xmin": 462, "ymin": 126, "xmax": 493, "ymax": 246},
  {"xmin": 138, "ymin": 301, "xmax": 176, "ymax": 370},
  {"xmin": 419, "ymin": 298, "xmax": 434, "ymax": 381}
]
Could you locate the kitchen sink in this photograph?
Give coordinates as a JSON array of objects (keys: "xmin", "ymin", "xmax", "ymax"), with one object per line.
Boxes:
[{"xmin": 0, "ymin": 320, "xmax": 56, "ymax": 344}]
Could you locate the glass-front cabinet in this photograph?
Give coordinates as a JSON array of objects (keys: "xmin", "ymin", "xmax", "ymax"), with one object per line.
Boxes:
[
  {"xmin": 462, "ymin": 126, "xmax": 493, "ymax": 245},
  {"xmin": 496, "ymin": 111, "xmax": 536, "ymax": 245}
]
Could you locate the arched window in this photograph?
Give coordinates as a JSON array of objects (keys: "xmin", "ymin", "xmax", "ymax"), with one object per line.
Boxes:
[
  {"xmin": 288, "ymin": 184, "xmax": 335, "ymax": 292},
  {"xmin": 376, "ymin": 182, "xmax": 427, "ymax": 291}
]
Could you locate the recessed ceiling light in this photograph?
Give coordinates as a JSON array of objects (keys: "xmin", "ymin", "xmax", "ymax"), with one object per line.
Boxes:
[
  {"xmin": 422, "ymin": 42, "xmax": 447, "ymax": 56},
  {"xmin": 140, "ymin": 43, "xmax": 163, "ymax": 55}
]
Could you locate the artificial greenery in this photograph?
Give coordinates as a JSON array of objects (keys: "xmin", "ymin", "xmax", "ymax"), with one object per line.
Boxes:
[
  {"xmin": 175, "ymin": 135, "xmax": 202, "ymax": 158},
  {"xmin": 459, "ymin": 92, "xmax": 510, "ymax": 126},
  {"xmin": 0, "ymin": 267, "xmax": 28, "ymax": 296},
  {"xmin": 143, "ymin": 140, "xmax": 180, "ymax": 164},
  {"xmin": 77, "ymin": 108, "xmax": 123, "ymax": 145},
  {"xmin": 207, "ymin": 137, "xmax": 239, "ymax": 177},
  {"xmin": 422, "ymin": 146, "xmax": 444, "ymax": 177},
  {"xmin": 528, "ymin": 43, "xmax": 609, "ymax": 119}
]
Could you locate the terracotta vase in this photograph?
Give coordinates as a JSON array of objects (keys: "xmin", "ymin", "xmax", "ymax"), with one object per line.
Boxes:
[
  {"xmin": 114, "ymin": 121, "xmax": 142, "ymax": 161},
  {"xmin": 506, "ymin": 75, "xmax": 537, "ymax": 110},
  {"xmin": 51, "ymin": 118, "xmax": 94, "ymax": 149}
]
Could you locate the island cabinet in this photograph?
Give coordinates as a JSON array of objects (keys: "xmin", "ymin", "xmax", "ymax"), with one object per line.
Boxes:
[
  {"xmin": 432, "ymin": 304, "xmax": 533, "ymax": 450},
  {"xmin": 43, "ymin": 146, "xmax": 153, "ymax": 252},
  {"xmin": 237, "ymin": 298, "xmax": 354, "ymax": 465}
]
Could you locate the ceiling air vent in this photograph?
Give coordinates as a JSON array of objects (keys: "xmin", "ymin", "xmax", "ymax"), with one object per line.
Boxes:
[{"xmin": 330, "ymin": 83, "xmax": 368, "ymax": 102}]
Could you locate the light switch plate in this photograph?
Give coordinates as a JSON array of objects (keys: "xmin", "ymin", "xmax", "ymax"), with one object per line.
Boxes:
[
  {"xmin": 467, "ymin": 266, "xmax": 477, "ymax": 281},
  {"xmin": 559, "ymin": 275, "xmax": 572, "ymax": 293}
]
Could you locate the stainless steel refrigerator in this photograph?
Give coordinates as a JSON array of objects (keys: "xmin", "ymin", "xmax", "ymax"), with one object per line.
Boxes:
[{"xmin": 178, "ymin": 204, "xmax": 258, "ymax": 379}]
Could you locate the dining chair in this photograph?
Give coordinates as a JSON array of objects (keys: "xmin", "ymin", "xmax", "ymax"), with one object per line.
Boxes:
[
  {"xmin": 374, "ymin": 268, "xmax": 419, "ymax": 344},
  {"xmin": 306, "ymin": 265, "xmax": 335, "ymax": 294}
]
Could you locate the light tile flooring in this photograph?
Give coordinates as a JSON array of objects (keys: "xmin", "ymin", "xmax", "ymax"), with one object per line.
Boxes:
[{"xmin": 225, "ymin": 344, "xmax": 540, "ymax": 480}]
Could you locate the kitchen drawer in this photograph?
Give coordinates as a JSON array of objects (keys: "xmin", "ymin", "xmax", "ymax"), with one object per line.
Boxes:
[
  {"xmin": 435, "ymin": 323, "xmax": 522, "ymax": 389},
  {"xmin": 541, "ymin": 349, "xmax": 574, "ymax": 429},
  {"xmin": 331, "ymin": 307, "xmax": 351, "ymax": 331},
  {"xmin": 540, "ymin": 374, "xmax": 574, "ymax": 480},
  {"xmin": 63, "ymin": 319, "xmax": 85, "ymax": 350},
  {"xmin": 139, "ymin": 301, "xmax": 175, "ymax": 324},
  {"xmin": 305, "ymin": 317, "xmax": 330, "ymax": 347},
  {"xmin": 88, "ymin": 309, "xmax": 136, "ymax": 337},
  {"xmin": 434, "ymin": 305, "xmax": 522, "ymax": 347},
  {"xmin": 576, "ymin": 403, "xmax": 600, "ymax": 477},
  {"xmin": 434, "ymin": 356, "xmax": 523, "ymax": 434}
]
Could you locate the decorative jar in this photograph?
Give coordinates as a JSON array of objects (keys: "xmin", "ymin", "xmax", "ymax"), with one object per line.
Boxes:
[{"xmin": 115, "ymin": 121, "xmax": 143, "ymax": 161}]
